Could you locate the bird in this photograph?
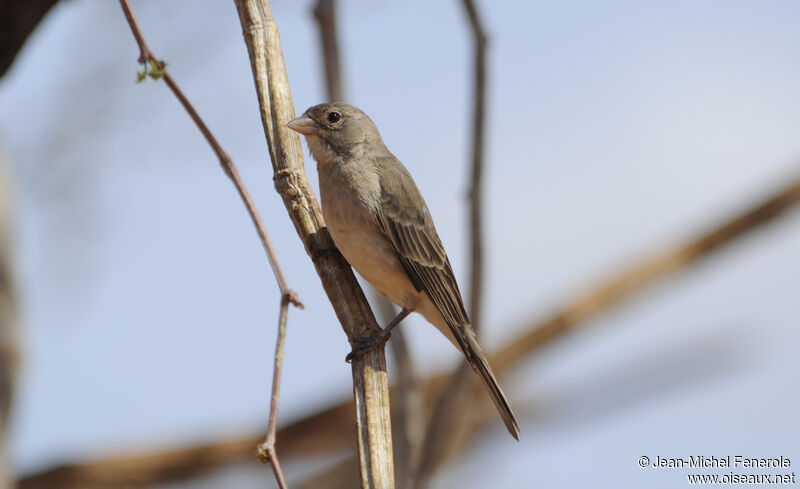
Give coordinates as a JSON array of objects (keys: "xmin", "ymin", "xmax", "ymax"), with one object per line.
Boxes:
[{"xmin": 287, "ymin": 103, "xmax": 519, "ymax": 439}]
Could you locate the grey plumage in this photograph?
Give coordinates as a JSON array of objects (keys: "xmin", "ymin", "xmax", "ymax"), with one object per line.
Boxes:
[{"xmin": 288, "ymin": 103, "xmax": 519, "ymax": 439}]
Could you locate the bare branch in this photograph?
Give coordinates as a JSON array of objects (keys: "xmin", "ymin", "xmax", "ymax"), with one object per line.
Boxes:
[
  {"xmin": 232, "ymin": 1, "xmax": 394, "ymax": 487},
  {"xmin": 254, "ymin": 293, "xmax": 295, "ymax": 489},
  {"xmin": 117, "ymin": 2, "xmax": 301, "ymax": 487},
  {"xmin": 118, "ymin": 0, "xmax": 301, "ymax": 305}
]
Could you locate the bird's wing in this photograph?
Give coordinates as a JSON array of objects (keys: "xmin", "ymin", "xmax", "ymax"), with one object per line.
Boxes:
[
  {"xmin": 373, "ymin": 156, "xmax": 521, "ymax": 439},
  {"xmin": 373, "ymin": 156, "xmax": 470, "ymax": 328}
]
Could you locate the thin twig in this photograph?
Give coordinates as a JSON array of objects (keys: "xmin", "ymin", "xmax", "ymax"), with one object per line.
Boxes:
[
  {"xmin": 118, "ymin": 0, "xmax": 302, "ymax": 307},
  {"xmin": 412, "ymin": 1, "xmax": 490, "ymax": 486},
  {"xmin": 18, "ymin": 173, "xmax": 800, "ymax": 489},
  {"xmin": 233, "ymin": 1, "xmax": 395, "ymax": 488},
  {"xmin": 254, "ymin": 293, "xmax": 293, "ymax": 489},
  {"xmin": 117, "ymin": 2, "xmax": 301, "ymax": 487}
]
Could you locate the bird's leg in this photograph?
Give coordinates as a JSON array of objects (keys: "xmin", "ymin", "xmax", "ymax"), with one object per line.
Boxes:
[{"xmin": 345, "ymin": 307, "xmax": 410, "ymax": 362}]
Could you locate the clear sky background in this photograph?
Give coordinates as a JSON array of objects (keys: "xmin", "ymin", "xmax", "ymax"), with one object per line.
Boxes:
[{"xmin": 0, "ymin": 0, "xmax": 798, "ymax": 487}]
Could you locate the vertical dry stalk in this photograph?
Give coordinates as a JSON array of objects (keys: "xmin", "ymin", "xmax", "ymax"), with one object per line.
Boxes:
[{"xmin": 233, "ymin": 1, "xmax": 395, "ymax": 487}]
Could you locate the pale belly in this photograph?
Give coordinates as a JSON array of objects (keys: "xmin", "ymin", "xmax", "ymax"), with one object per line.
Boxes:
[
  {"xmin": 324, "ymin": 204, "xmax": 423, "ymax": 312},
  {"xmin": 318, "ymin": 165, "xmax": 458, "ymax": 346}
]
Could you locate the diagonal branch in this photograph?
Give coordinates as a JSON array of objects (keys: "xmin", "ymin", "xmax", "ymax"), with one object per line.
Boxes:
[
  {"xmin": 118, "ymin": 2, "xmax": 301, "ymax": 488},
  {"xmin": 119, "ymin": 0, "xmax": 300, "ymax": 305},
  {"xmin": 233, "ymin": 1, "xmax": 394, "ymax": 488},
  {"xmin": 492, "ymin": 175, "xmax": 800, "ymax": 376}
]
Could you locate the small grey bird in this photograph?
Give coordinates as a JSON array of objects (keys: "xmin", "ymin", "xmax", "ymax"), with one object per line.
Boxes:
[{"xmin": 288, "ymin": 103, "xmax": 519, "ymax": 439}]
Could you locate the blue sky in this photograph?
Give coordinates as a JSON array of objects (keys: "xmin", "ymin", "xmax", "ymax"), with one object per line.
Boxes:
[{"xmin": 0, "ymin": 0, "xmax": 798, "ymax": 487}]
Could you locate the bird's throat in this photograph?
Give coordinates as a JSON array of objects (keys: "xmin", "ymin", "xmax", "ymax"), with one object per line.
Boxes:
[{"xmin": 305, "ymin": 134, "xmax": 339, "ymax": 170}]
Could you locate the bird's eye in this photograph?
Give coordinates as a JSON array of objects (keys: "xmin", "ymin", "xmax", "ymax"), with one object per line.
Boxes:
[{"xmin": 327, "ymin": 111, "xmax": 342, "ymax": 123}]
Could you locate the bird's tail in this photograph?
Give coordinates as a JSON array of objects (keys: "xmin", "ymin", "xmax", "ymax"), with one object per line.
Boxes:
[{"xmin": 457, "ymin": 326, "xmax": 520, "ymax": 440}]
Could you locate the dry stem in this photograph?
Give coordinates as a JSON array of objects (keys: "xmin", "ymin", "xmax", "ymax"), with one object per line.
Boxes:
[{"xmin": 233, "ymin": 1, "xmax": 394, "ymax": 487}]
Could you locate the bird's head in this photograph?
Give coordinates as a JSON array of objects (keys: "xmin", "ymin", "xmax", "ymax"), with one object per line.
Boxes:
[{"xmin": 287, "ymin": 103, "xmax": 382, "ymax": 168}]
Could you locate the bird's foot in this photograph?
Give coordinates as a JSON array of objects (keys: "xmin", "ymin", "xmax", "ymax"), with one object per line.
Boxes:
[
  {"xmin": 344, "ymin": 307, "xmax": 411, "ymax": 363},
  {"xmin": 345, "ymin": 331, "xmax": 391, "ymax": 363}
]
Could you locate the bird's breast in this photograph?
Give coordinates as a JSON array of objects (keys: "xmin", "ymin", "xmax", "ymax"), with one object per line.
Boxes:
[{"xmin": 319, "ymin": 164, "xmax": 421, "ymax": 310}]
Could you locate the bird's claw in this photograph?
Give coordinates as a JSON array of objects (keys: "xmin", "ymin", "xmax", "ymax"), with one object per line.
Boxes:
[{"xmin": 345, "ymin": 332, "xmax": 390, "ymax": 363}]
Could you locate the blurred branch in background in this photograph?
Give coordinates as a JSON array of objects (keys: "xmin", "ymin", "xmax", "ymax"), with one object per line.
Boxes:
[
  {"xmin": 19, "ymin": 170, "xmax": 800, "ymax": 488},
  {"xmin": 118, "ymin": 1, "xmax": 302, "ymax": 486},
  {"xmin": 464, "ymin": 0, "xmax": 489, "ymax": 337},
  {"xmin": 312, "ymin": 0, "xmax": 344, "ymax": 103},
  {"xmin": 0, "ymin": 153, "xmax": 19, "ymax": 489},
  {"xmin": 411, "ymin": 1, "xmax": 490, "ymax": 487},
  {"xmin": 233, "ymin": 1, "xmax": 394, "ymax": 487},
  {"xmin": 0, "ymin": 0, "xmax": 59, "ymax": 77},
  {"xmin": 491, "ymin": 174, "xmax": 800, "ymax": 377},
  {"xmin": 384, "ymin": 297, "xmax": 423, "ymax": 489}
]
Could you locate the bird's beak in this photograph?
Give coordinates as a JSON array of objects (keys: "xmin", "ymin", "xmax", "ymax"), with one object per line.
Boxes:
[{"xmin": 287, "ymin": 115, "xmax": 319, "ymax": 135}]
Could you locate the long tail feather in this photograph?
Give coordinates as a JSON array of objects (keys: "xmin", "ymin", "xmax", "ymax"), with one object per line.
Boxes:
[{"xmin": 458, "ymin": 327, "xmax": 520, "ymax": 439}]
